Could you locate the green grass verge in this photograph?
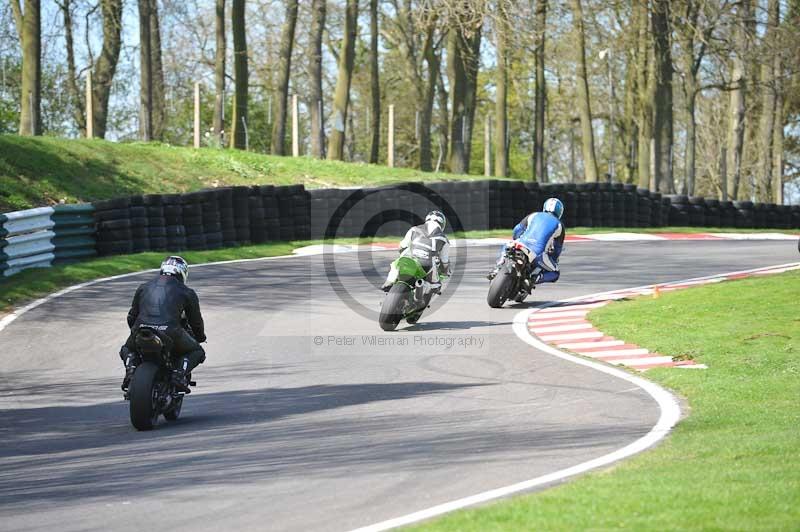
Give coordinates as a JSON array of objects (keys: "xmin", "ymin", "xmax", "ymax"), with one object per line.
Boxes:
[
  {"xmin": 0, "ymin": 135, "xmax": 501, "ymax": 212},
  {"xmin": 411, "ymin": 270, "xmax": 800, "ymax": 531}
]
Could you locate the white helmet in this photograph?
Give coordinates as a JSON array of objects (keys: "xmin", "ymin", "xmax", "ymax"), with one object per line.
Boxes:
[
  {"xmin": 425, "ymin": 210, "xmax": 446, "ymax": 231},
  {"xmin": 160, "ymin": 255, "xmax": 189, "ymax": 283}
]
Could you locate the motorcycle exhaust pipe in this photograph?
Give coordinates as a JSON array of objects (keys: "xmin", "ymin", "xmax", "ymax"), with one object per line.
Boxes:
[{"xmin": 414, "ymin": 279, "xmax": 425, "ymax": 302}]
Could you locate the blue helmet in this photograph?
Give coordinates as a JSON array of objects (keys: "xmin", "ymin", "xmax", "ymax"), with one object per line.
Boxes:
[{"xmin": 543, "ymin": 198, "xmax": 564, "ymax": 220}]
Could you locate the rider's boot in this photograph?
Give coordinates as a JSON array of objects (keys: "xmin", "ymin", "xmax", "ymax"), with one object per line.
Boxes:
[
  {"xmin": 171, "ymin": 357, "xmax": 192, "ymax": 393},
  {"xmin": 120, "ymin": 349, "xmax": 140, "ymax": 392}
]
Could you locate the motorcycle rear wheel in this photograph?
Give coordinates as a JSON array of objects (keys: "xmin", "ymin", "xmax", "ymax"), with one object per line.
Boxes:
[
  {"xmin": 487, "ymin": 269, "xmax": 514, "ymax": 308},
  {"xmin": 379, "ymin": 283, "xmax": 409, "ymax": 331},
  {"xmin": 129, "ymin": 362, "xmax": 161, "ymax": 431}
]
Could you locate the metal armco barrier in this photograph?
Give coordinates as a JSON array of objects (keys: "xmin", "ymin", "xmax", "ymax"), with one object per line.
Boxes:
[
  {"xmin": 52, "ymin": 204, "xmax": 97, "ymax": 264},
  {"xmin": 0, "ymin": 207, "xmax": 56, "ymax": 276}
]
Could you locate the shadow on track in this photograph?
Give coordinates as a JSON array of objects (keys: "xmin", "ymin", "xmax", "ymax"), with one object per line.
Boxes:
[
  {"xmin": 403, "ymin": 320, "xmax": 513, "ymax": 331},
  {"xmin": 0, "ymin": 380, "xmax": 491, "ymax": 508}
]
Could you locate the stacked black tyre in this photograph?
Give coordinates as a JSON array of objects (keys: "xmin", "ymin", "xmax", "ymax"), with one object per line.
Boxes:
[
  {"xmin": 230, "ymin": 186, "xmax": 251, "ymax": 244},
  {"xmin": 201, "ymin": 191, "xmax": 223, "ymax": 249},
  {"xmin": 95, "ymin": 197, "xmax": 134, "ymax": 256},
  {"xmin": 144, "ymin": 194, "xmax": 167, "ymax": 251},
  {"xmin": 649, "ymin": 192, "xmax": 663, "ymax": 227},
  {"xmin": 687, "ymin": 196, "xmax": 706, "ymax": 226},
  {"xmin": 611, "ymin": 184, "xmax": 626, "ymax": 227},
  {"xmin": 636, "ymin": 189, "xmax": 651, "ymax": 228},
  {"xmin": 249, "ymin": 186, "xmax": 269, "ymax": 243},
  {"xmin": 704, "ymin": 198, "xmax": 722, "ymax": 228},
  {"xmin": 733, "ymin": 200, "xmax": 754, "ymax": 228},
  {"xmin": 182, "ymin": 192, "xmax": 206, "ymax": 250},
  {"xmin": 622, "ymin": 184, "xmax": 638, "ymax": 228},
  {"xmin": 576, "ymin": 183, "xmax": 594, "ymax": 227},
  {"xmin": 719, "ymin": 201, "xmax": 736, "ymax": 228},
  {"xmin": 128, "ymin": 196, "xmax": 149, "ymax": 253},
  {"xmin": 666, "ymin": 195, "xmax": 690, "ymax": 226},
  {"xmin": 216, "ymin": 188, "xmax": 236, "ymax": 247},
  {"xmin": 163, "ymin": 194, "xmax": 186, "ymax": 251}
]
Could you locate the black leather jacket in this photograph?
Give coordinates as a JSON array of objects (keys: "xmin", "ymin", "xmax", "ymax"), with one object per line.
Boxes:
[{"xmin": 127, "ymin": 275, "xmax": 206, "ymax": 342}]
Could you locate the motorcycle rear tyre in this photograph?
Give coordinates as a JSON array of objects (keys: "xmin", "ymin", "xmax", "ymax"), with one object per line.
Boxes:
[
  {"xmin": 487, "ymin": 270, "xmax": 514, "ymax": 308},
  {"xmin": 379, "ymin": 283, "xmax": 409, "ymax": 331},
  {"xmin": 129, "ymin": 362, "xmax": 161, "ymax": 431}
]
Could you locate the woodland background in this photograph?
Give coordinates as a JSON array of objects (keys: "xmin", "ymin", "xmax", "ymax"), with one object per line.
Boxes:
[{"xmin": 2, "ymin": 0, "xmax": 800, "ymax": 202}]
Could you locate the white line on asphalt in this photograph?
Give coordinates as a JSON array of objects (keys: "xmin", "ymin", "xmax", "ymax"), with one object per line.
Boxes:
[
  {"xmin": 536, "ymin": 301, "xmax": 608, "ymax": 313},
  {"xmin": 528, "ymin": 310, "xmax": 589, "ymax": 319},
  {"xmin": 348, "ymin": 303, "xmax": 683, "ymax": 532},
  {"xmin": 580, "ymin": 348, "xmax": 651, "ymax": 358},
  {"xmin": 350, "ymin": 261, "xmax": 800, "ymax": 531},
  {"xmin": 538, "ymin": 331, "xmax": 604, "ymax": 341},
  {"xmin": 609, "ymin": 356, "xmax": 676, "ymax": 366},
  {"xmin": 530, "ymin": 322, "xmax": 594, "ymax": 334},
  {"xmin": 557, "ymin": 340, "xmax": 624, "ymax": 349}
]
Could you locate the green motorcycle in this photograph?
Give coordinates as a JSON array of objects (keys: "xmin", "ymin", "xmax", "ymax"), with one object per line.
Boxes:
[{"xmin": 379, "ymin": 255, "xmax": 442, "ymax": 331}]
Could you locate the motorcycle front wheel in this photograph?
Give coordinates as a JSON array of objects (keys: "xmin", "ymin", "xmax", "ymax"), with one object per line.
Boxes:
[
  {"xmin": 129, "ymin": 361, "xmax": 161, "ymax": 431},
  {"xmin": 487, "ymin": 269, "xmax": 515, "ymax": 308},
  {"xmin": 379, "ymin": 283, "xmax": 410, "ymax": 331}
]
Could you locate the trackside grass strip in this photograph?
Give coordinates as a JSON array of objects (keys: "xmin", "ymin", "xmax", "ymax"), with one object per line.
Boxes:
[{"xmin": 411, "ymin": 271, "xmax": 800, "ymax": 531}]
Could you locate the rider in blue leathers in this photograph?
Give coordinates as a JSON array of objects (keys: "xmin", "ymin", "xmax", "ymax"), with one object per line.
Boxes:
[{"xmin": 487, "ymin": 198, "xmax": 565, "ymax": 285}]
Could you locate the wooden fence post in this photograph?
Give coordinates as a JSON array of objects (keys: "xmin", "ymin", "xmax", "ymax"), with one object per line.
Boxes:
[
  {"xmin": 85, "ymin": 73, "xmax": 93, "ymax": 139},
  {"xmin": 388, "ymin": 104, "xmax": 395, "ymax": 168},
  {"xmin": 292, "ymin": 94, "xmax": 300, "ymax": 157},
  {"xmin": 484, "ymin": 113, "xmax": 492, "ymax": 177},
  {"xmin": 193, "ymin": 82, "xmax": 201, "ymax": 148}
]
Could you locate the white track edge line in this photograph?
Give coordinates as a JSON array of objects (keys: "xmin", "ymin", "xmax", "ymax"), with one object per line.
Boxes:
[
  {"xmin": 349, "ymin": 261, "xmax": 800, "ymax": 532},
  {"xmin": 348, "ymin": 305, "xmax": 682, "ymax": 532}
]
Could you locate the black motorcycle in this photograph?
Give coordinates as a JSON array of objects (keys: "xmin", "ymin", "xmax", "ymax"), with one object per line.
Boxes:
[
  {"xmin": 487, "ymin": 241, "xmax": 542, "ymax": 308},
  {"xmin": 125, "ymin": 326, "xmax": 196, "ymax": 431}
]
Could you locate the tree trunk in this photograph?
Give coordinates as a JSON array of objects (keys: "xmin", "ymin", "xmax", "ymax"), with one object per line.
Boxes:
[
  {"xmin": 726, "ymin": 1, "xmax": 750, "ymax": 200},
  {"xmin": 138, "ymin": 0, "xmax": 153, "ymax": 141},
  {"xmin": 230, "ymin": 0, "xmax": 248, "ymax": 150},
  {"xmin": 570, "ymin": 0, "xmax": 598, "ymax": 182},
  {"xmin": 309, "ymin": 0, "xmax": 326, "ymax": 158},
  {"xmin": 327, "ymin": 0, "xmax": 358, "ymax": 161},
  {"xmin": 11, "ymin": 0, "xmax": 41, "ymax": 135},
  {"xmin": 685, "ymin": 90, "xmax": 697, "ymax": 196},
  {"xmin": 436, "ymin": 63, "xmax": 449, "ymax": 169},
  {"xmin": 59, "ymin": 0, "xmax": 86, "ymax": 135},
  {"xmin": 623, "ymin": 50, "xmax": 637, "ymax": 184},
  {"xmin": 635, "ymin": 0, "xmax": 652, "ymax": 189},
  {"xmin": 271, "ymin": 0, "xmax": 299, "ymax": 156},
  {"xmin": 419, "ymin": 22, "xmax": 438, "ymax": 172},
  {"xmin": 149, "ymin": 0, "xmax": 165, "ymax": 140},
  {"xmin": 494, "ymin": 2, "xmax": 508, "ymax": 177},
  {"xmin": 92, "ymin": 0, "xmax": 123, "ymax": 139},
  {"xmin": 757, "ymin": 0, "xmax": 779, "ymax": 202},
  {"xmin": 447, "ymin": 18, "xmax": 482, "ymax": 175},
  {"xmin": 652, "ymin": 0, "xmax": 673, "ymax": 193},
  {"xmin": 533, "ymin": 0, "xmax": 547, "ymax": 182},
  {"xmin": 771, "ymin": 1, "xmax": 784, "ymax": 204},
  {"xmin": 368, "ymin": 0, "xmax": 380, "ymax": 164},
  {"xmin": 213, "ymin": 0, "xmax": 225, "ymax": 143}
]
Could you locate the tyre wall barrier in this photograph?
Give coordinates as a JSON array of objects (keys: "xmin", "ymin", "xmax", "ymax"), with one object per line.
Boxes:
[
  {"xmin": 89, "ymin": 181, "xmax": 798, "ymax": 256},
  {"xmin": 4, "ymin": 182, "xmax": 796, "ymax": 267}
]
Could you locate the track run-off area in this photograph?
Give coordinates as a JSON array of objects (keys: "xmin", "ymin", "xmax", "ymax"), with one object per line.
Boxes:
[{"xmin": 0, "ymin": 237, "xmax": 798, "ymax": 531}]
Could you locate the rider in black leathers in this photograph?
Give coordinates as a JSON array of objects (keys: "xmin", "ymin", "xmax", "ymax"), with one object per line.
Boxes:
[{"xmin": 119, "ymin": 256, "xmax": 206, "ymax": 393}]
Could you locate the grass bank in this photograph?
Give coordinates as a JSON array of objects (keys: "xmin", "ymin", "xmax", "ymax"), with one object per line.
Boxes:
[
  {"xmin": 413, "ymin": 270, "xmax": 800, "ymax": 530},
  {"xmin": 0, "ymin": 135, "xmax": 493, "ymax": 212}
]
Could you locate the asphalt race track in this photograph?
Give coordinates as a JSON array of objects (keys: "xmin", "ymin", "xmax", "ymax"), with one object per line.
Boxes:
[{"xmin": 1, "ymin": 240, "xmax": 797, "ymax": 531}]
